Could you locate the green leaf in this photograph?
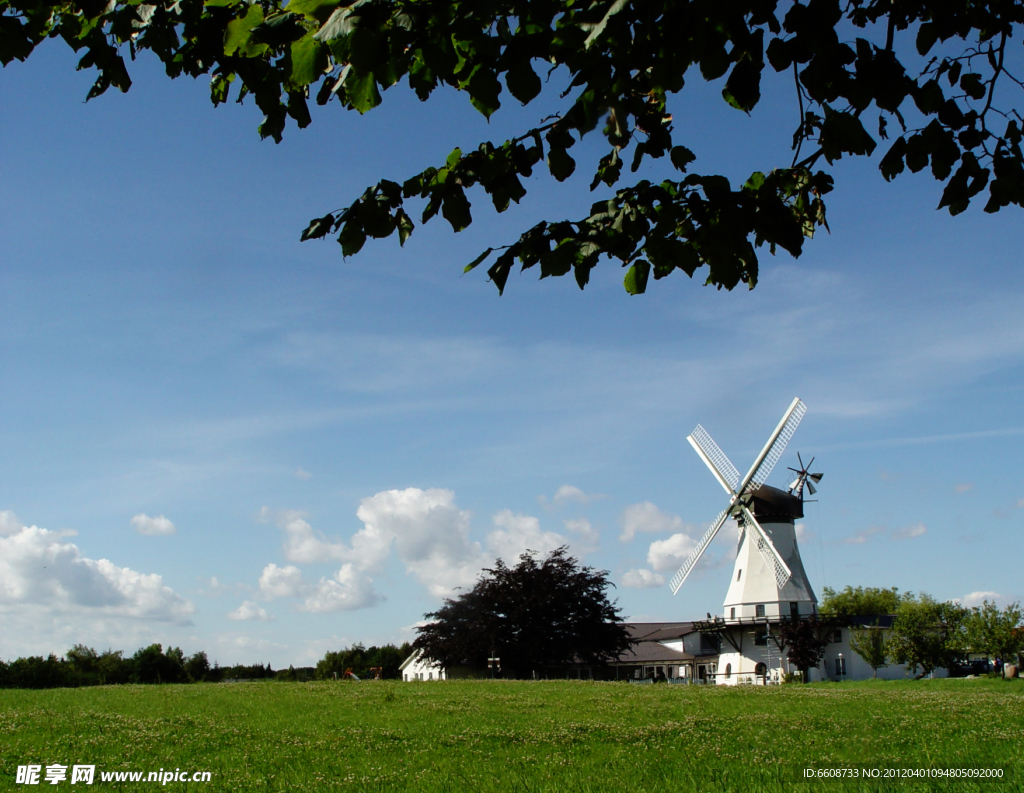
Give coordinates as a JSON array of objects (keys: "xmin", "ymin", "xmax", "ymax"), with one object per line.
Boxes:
[
  {"xmin": 722, "ymin": 60, "xmax": 762, "ymax": 112},
  {"xmin": 287, "ymin": 32, "xmax": 325, "ymax": 89},
  {"xmin": 623, "ymin": 260, "xmax": 650, "ymax": 295},
  {"xmin": 959, "ymin": 73, "xmax": 986, "ymax": 101},
  {"xmin": 285, "ymin": 0, "xmax": 341, "ymax": 24},
  {"xmin": 505, "ymin": 60, "xmax": 541, "ymax": 105},
  {"xmin": 441, "ymin": 187, "xmax": 472, "ymax": 232},
  {"xmin": 670, "ymin": 146, "xmax": 696, "ymax": 173},
  {"xmin": 344, "ymin": 69, "xmax": 381, "ymax": 113},
  {"xmin": 396, "ymin": 209, "xmax": 414, "ymax": 246},
  {"xmin": 464, "ymin": 247, "xmax": 494, "ymax": 273},
  {"xmin": 337, "ymin": 222, "xmax": 366, "ymax": 257},
  {"xmin": 583, "ymin": 0, "xmax": 628, "ymax": 49},
  {"xmin": 224, "ymin": 4, "xmax": 267, "ymax": 57},
  {"xmin": 547, "ymin": 148, "xmax": 576, "ymax": 181}
]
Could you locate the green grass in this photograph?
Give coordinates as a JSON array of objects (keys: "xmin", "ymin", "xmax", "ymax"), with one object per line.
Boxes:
[{"xmin": 2, "ymin": 678, "xmax": 1022, "ymax": 791}]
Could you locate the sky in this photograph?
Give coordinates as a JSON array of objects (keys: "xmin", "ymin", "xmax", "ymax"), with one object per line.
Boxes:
[{"xmin": 1, "ymin": 34, "xmax": 1022, "ymax": 668}]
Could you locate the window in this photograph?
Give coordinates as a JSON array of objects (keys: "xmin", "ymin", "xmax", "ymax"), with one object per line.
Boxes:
[
  {"xmin": 730, "ymin": 607, "xmax": 736, "ymax": 620},
  {"xmin": 790, "ymin": 602, "xmax": 800, "ymax": 620},
  {"xmin": 754, "ymin": 662, "xmax": 767, "ymax": 676},
  {"xmin": 724, "ymin": 663, "xmax": 732, "ymax": 679},
  {"xmin": 755, "ymin": 604, "xmax": 766, "ymax": 618},
  {"xmin": 700, "ymin": 634, "xmax": 721, "ymax": 652},
  {"xmin": 833, "ymin": 629, "xmax": 843, "ymax": 643},
  {"xmin": 754, "ymin": 631, "xmax": 768, "ymax": 646},
  {"xmin": 737, "ymin": 568, "xmax": 742, "ymax": 581},
  {"xmin": 835, "ymin": 657, "xmax": 847, "ymax": 676}
]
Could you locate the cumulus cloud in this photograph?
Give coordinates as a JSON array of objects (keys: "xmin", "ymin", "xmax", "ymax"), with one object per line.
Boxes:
[
  {"xmin": 842, "ymin": 525, "xmax": 885, "ymax": 545},
  {"xmin": 487, "ymin": 510, "xmax": 568, "ymax": 563},
  {"xmin": 301, "ymin": 564, "xmax": 383, "ymax": 613},
  {"xmin": 795, "ymin": 522, "xmax": 814, "ymax": 542},
  {"xmin": 954, "ymin": 483, "xmax": 974, "ymax": 493},
  {"xmin": 0, "ymin": 510, "xmax": 25, "ymax": 536},
  {"xmin": 228, "ymin": 601, "xmax": 273, "ymax": 621},
  {"xmin": 562, "ymin": 518, "xmax": 600, "ymax": 555},
  {"xmin": 537, "ymin": 485, "xmax": 606, "ymax": 509},
  {"xmin": 958, "ymin": 590, "xmax": 1013, "ymax": 608},
  {"xmin": 259, "ymin": 563, "xmax": 306, "ymax": 598},
  {"xmin": 647, "ymin": 532, "xmax": 699, "ymax": 572},
  {"xmin": 261, "ymin": 508, "xmax": 348, "ymax": 564},
  {"xmin": 621, "ymin": 568, "xmax": 665, "ymax": 589},
  {"xmin": 891, "ymin": 522, "xmax": 927, "ymax": 540},
  {"xmin": 294, "ymin": 468, "xmax": 312, "ymax": 480},
  {"xmin": 130, "ymin": 514, "xmax": 177, "ymax": 536},
  {"xmin": 619, "ymin": 502, "xmax": 691, "ymax": 542},
  {"xmin": 0, "ymin": 524, "xmax": 193, "ymax": 623}
]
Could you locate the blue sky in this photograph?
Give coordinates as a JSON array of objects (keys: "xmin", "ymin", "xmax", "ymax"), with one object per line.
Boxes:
[{"xmin": 1, "ymin": 39, "xmax": 1022, "ymax": 667}]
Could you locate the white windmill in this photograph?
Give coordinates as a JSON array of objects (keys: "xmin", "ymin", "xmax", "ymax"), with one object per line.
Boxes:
[{"xmin": 671, "ymin": 397, "xmax": 823, "ymax": 684}]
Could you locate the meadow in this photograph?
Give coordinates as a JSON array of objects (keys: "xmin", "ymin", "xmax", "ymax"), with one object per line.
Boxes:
[{"xmin": 1, "ymin": 678, "xmax": 1022, "ymax": 792}]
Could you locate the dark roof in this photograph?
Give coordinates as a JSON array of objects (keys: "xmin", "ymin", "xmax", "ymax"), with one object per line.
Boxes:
[
  {"xmin": 614, "ymin": 641, "xmax": 696, "ymax": 664},
  {"xmin": 622, "ymin": 622, "xmax": 697, "ymax": 642}
]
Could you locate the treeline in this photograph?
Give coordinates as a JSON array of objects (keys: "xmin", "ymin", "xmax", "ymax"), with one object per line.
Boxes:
[
  {"xmin": 0, "ymin": 642, "xmax": 412, "ymax": 690},
  {"xmin": 821, "ymin": 587, "xmax": 1024, "ymax": 677}
]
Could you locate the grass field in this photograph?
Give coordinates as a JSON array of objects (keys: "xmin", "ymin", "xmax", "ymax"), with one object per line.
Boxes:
[{"xmin": 2, "ymin": 678, "xmax": 1022, "ymax": 791}]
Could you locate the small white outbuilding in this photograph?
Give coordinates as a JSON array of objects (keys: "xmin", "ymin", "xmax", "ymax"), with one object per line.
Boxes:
[{"xmin": 399, "ymin": 648, "xmax": 446, "ymax": 681}]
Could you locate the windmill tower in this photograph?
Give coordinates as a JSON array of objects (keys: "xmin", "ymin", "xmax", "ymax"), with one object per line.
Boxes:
[{"xmin": 671, "ymin": 398, "xmax": 823, "ymax": 684}]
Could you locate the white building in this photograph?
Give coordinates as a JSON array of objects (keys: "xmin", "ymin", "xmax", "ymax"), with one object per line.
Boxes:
[{"xmin": 399, "ymin": 648, "xmax": 447, "ymax": 681}]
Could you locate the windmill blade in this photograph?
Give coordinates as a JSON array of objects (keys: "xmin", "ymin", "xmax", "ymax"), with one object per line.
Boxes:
[
  {"xmin": 669, "ymin": 506, "xmax": 732, "ymax": 595},
  {"xmin": 740, "ymin": 505, "xmax": 792, "ymax": 589},
  {"xmin": 806, "ymin": 479, "xmax": 817, "ymax": 495},
  {"xmin": 809, "ymin": 473, "xmax": 823, "ymax": 484},
  {"xmin": 737, "ymin": 398, "xmax": 807, "ymax": 494},
  {"xmin": 687, "ymin": 425, "xmax": 741, "ymax": 495}
]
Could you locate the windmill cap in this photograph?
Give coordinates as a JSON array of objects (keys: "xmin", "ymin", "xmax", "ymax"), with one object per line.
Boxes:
[{"xmin": 747, "ymin": 484, "xmax": 804, "ymax": 520}]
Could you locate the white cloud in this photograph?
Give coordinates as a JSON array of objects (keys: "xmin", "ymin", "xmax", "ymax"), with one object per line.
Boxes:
[
  {"xmin": 537, "ymin": 485, "xmax": 606, "ymax": 509},
  {"xmin": 621, "ymin": 568, "xmax": 665, "ymax": 589},
  {"xmin": 619, "ymin": 502, "xmax": 691, "ymax": 542},
  {"xmin": 842, "ymin": 525, "xmax": 885, "ymax": 545},
  {"xmin": 647, "ymin": 532, "xmax": 698, "ymax": 573},
  {"xmin": 0, "ymin": 524, "xmax": 193, "ymax": 623},
  {"xmin": 261, "ymin": 508, "xmax": 348, "ymax": 564},
  {"xmin": 130, "ymin": 514, "xmax": 177, "ymax": 536},
  {"xmin": 294, "ymin": 468, "xmax": 312, "ymax": 480},
  {"xmin": 301, "ymin": 565, "xmax": 382, "ymax": 613},
  {"xmin": 259, "ymin": 563, "xmax": 306, "ymax": 598},
  {"xmin": 954, "ymin": 483, "xmax": 974, "ymax": 493},
  {"xmin": 795, "ymin": 522, "xmax": 814, "ymax": 542},
  {"xmin": 228, "ymin": 601, "xmax": 273, "ymax": 621},
  {"xmin": 0, "ymin": 510, "xmax": 24, "ymax": 536},
  {"xmin": 562, "ymin": 518, "xmax": 600, "ymax": 555},
  {"xmin": 355, "ymin": 489, "xmax": 485, "ymax": 597},
  {"xmin": 958, "ymin": 591, "xmax": 1014, "ymax": 609},
  {"xmin": 487, "ymin": 510, "xmax": 568, "ymax": 563},
  {"xmin": 891, "ymin": 522, "xmax": 927, "ymax": 540}
]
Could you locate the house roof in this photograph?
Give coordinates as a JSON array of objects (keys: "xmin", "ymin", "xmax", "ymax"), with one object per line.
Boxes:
[
  {"xmin": 398, "ymin": 648, "xmax": 422, "ymax": 671},
  {"xmin": 614, "ymin": 641, "xmax": 696, "ymax": 664},
  {"xmin": 622, "ymin": 622, "xmax": 697, "ymax": 642}
]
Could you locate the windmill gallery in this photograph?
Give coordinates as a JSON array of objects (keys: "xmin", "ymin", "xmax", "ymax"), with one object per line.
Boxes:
[{"xmin": 403, "ymin": 399, "xmax": 945, "ymax": 685}]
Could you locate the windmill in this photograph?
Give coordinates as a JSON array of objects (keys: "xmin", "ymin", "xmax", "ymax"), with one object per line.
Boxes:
[{"xmin": 671, "ymin": 396, "xmax": 821, "ymax": 635}]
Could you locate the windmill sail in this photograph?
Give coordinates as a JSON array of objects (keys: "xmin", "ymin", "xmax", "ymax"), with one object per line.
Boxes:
[
  {"xmin": 687, "ymin": 426, "xmax": 740, "ymax": 494},
  {"xmin": 669, "ymin": 506, "xmax": 731, "ymax": 595},
  {"xmin": 738, "ymin": 398, "xmax": 806, "ymax": 494}
]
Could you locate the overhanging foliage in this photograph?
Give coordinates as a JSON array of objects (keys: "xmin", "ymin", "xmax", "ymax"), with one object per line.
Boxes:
[{"xmin": 3, "ymin": 0, "xmax": 1023, "ymax": 293}]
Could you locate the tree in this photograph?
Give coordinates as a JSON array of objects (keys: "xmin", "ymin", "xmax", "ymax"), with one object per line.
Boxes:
[
  {"xmin": 184, "ymin": 650, "xmax": 212, "ymax": 682},
  {"xmin": 820, "ymin": 586, "xmax": 901, "ymax": 619},
  {"xmin": 888, "ymin": 592, "xmax": 967, "ymax": 678},
  {"xmin": 849, "ymin": 627, "xmax": 889, "ymax": 678},
  {"xmin": 963, "ymin": 600, "xmax": 1024, "ymax": 675},
  {"xmin": 3, "ymin": 0, "xmax": 1022, "ymax": 295},
  {"xmin": 778, "ymin": 614, "xmax": 830, "ymax": 682},
  {"xmin": 414, "ymin": 546, "xmax": 632, "ymax": 678}
]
